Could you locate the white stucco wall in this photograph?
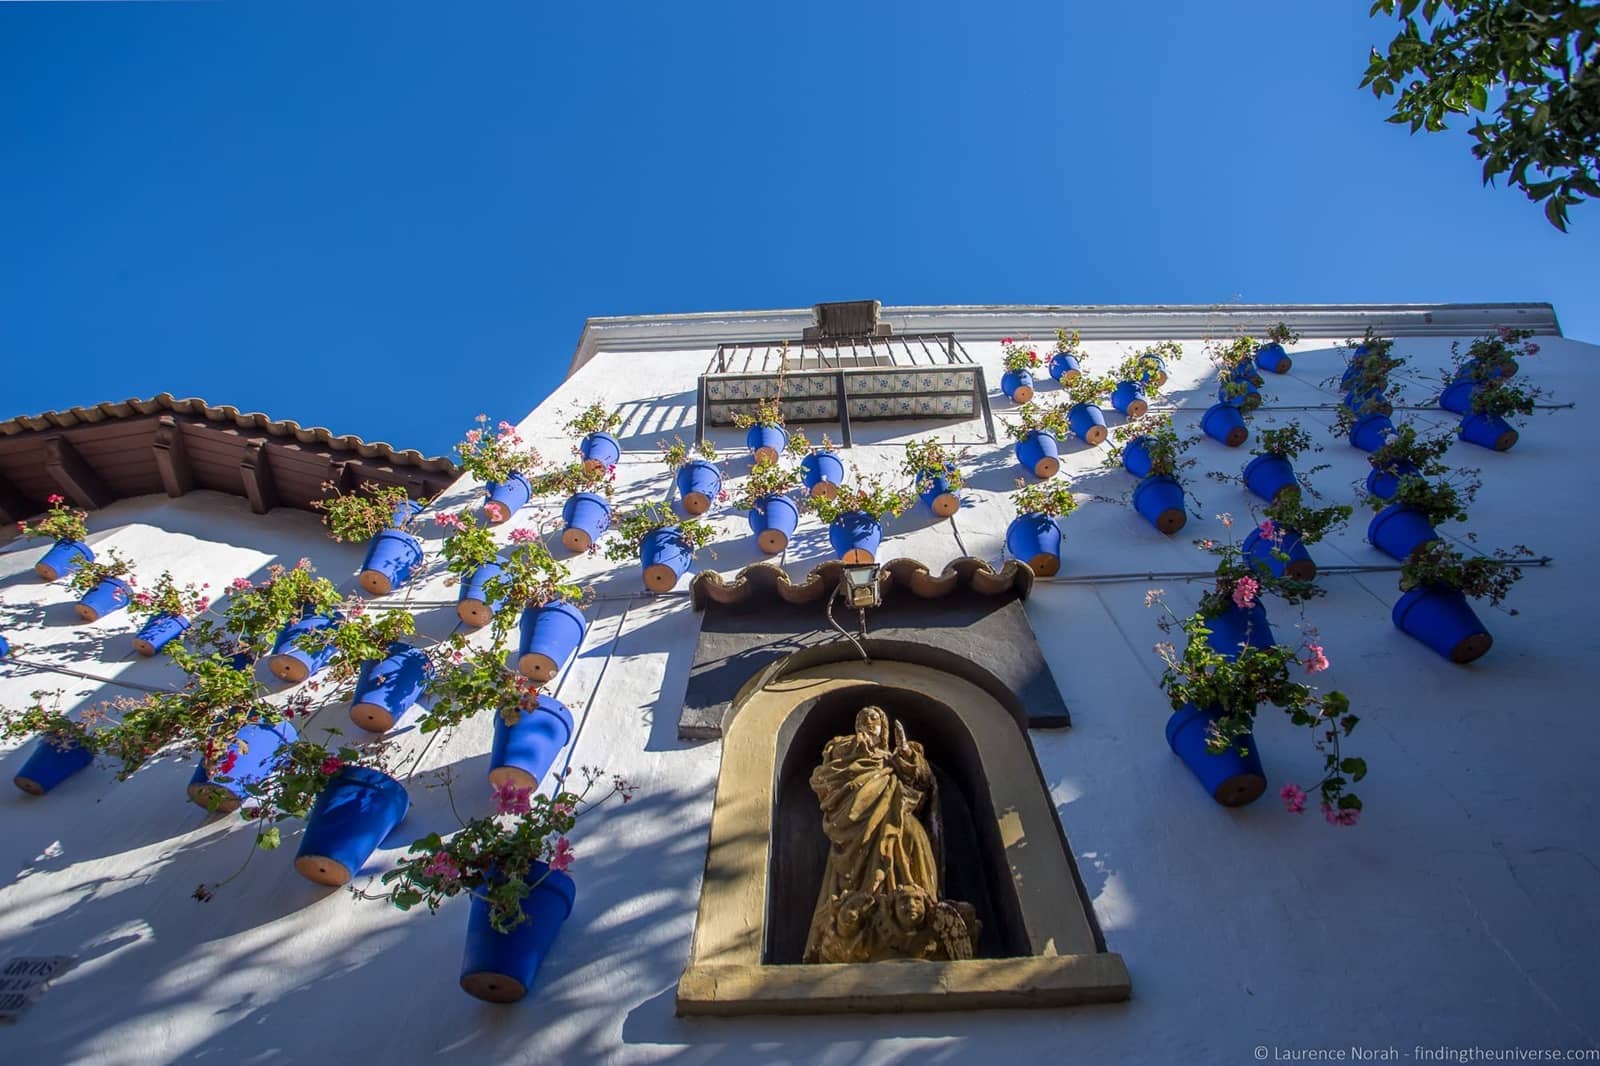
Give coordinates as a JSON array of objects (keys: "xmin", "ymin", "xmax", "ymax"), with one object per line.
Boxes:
[{"xmin": 2, "ymin": 307, "xmax": 1597, "ymax": 1063}]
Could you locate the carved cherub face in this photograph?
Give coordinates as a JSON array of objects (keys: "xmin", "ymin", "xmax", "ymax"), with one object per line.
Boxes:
[
  {"xmin": 893, "ymin": 887, "xmax": 928, "ymax": 928},
  {"xmin": 855, "ymin": 706, "xmax": 888, "ymax": 750},
  {"xmin": 836, "ymin": 892, "xmax": 873, "ymax": 934}
]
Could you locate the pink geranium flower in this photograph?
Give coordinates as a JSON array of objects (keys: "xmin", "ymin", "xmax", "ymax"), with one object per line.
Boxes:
[
  {"xmin": 509, "ymin": 528, "xmax": 536, "ymax": 544},
  {"xmin": 229, "ymin": 577, "xmax": 253, "ymax": 592},
  {"xmin": 1323, "ymin": 803, "xmax": 1360, "ymax": 827},
  {"xmin": 464, "ymin": 429, "xmax": 482, "ymax": 444},
  {"xmin": 1258, "ymin": 519, "xmax": 1276, "ymax": 539},
  {"xmin": 1279, "ymin": 783, "xmax": 1307, "ymax": 814},
  {"xmin": 549, "ymin": 836, "xmax": 574, "ymax": 872},
  {"xmin": 1231, "ymin": 575, "xmax": 1259, "ymax": 610},
  {"xmin": 1523, "ymin": 342, "xmax": 1540, "ymax": 356},
  {"xmin": 424, "ymin": 851, "xmax": 460, "ymax": 880},
  {"xmin": 493, "ymin": 780, "xmax": 533, "ymax": 816},
  {"xmin": 1304, "ymin": 644, "xmax": 1330, "ymax": 673},
  {"xmin": 319, "ymin": 757, "xmax": 344, "ymax": 776}
]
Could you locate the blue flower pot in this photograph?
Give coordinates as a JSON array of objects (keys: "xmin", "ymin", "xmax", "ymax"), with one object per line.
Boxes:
[
  {"xmin": 1241, "ymin": 454, "xmax": 1298, "ymax": 503},
  {"xmin": 745, "ymin": 424, "xmax": 789, "ymax": 463},
  {"xmin": 561, "ymin": 492, "xmax": 612, "ymax": 552},
  {"xmin": 1201, "ymin": 403, "xmax": 1248, "ymax": 447},
  {"xmin": 483, "ymin": 472, "xmax": 532, "ymax": 525},
  {"xmin": 1006, "ymin": 513, "xmax": 1062, "ymax": 577},
  {"xmin": 1241, "ymin": 526, "xmax": 1316, "ymax": 581},
  {"xmin": 916, "ymin": 466, "xmax": 961, "ymax": 517},
  {"xmin": 1368, "ymin": 504, "xmax": 1437, "ymax": 561},
  {"xmin": 457, "ymin": 562, "xmax": 505, "ymax": 628},
  {"xmin": 801, "ymin": 451, "xmax": 846, "ymax": 499},
  {"xmin": 747, "ymin": 494, "xmax": 800, "ymax": 554},
  {"xmin": 1202, "ymin": 602, "xmax": 1275, "ymax": 661},
  {"xmin": 35, "ymin": 539, "xmax": 93, "ymax": 582},
  {"xmin": 460, "ymin": 862, "xmax": 577, "ymax": 1003},
  {"xmin": 1068, "ymin": 403, "xmax": 1108, "ymax": 445},
  {"xmin": 1438, "ymin": 379, "xmax": 1475, "ymax": 414},
  {"xmin": 1217, "ymin": 380, "xmax": 1260, "ymax": 410},
  {"xmin": 1349, "ymin": 413, "xmax": 1395, "ymax": 452},
  {"xmin": 75, "ymin": 577, "xmax": 131, "ymax": 623},
  {"xmin": 294, "ymin": 766, "xmax": 411, "ymax": 886},
  {"xmin": 517, "ymin": 600, "xmax": 587, "ymax": 682},
  {"xmin": 1122, "ymin": 435, "xmax": 1154, "ymax": 479},
  {"xmin": 490, "ymin": 695, "xmax": 575, "ymax": 790},
  {"xmin": 1255, "ymin": 342, "xmax": 1291, "ymax": 374},
  {"xmin": 640, "ymin": 528, "xmax": 693, "ymax": 592},
  {"xmin": 350, "ymin": 642, "xmax": 433, "ymax": 732},
  {"xmin": 1165, "ymin": 703, "xmax": 1267, "ymax": 807},
  {"xmin": 1392, "ymin": 586, "xmax": 1493, "ymax": 664},
  {"xmin": 675, "ymin": 460, "xmax": 722, "ymax": 516},
  {"xmin": 1109, "ymin": 380, "xmax": 1149, "ymax": 417},
  {"xmin": 0, "ymin": 633, "xmax": 8, "ymax": 658},
  {"xmin": 1015, "ymin": 431, "xmax": 1061, "ymax": 479},
  {"xmin": 1233, "ymin": 357, "xmax": 1265, "ymax": 386},
  {"xmin": 133, "ymin": 612, "xmax": 190, "ymax": 657},
  {"xmin": 187, "ymin": 720, "xmax": 298, "ymax": 812},
  {"xmin": 268, "ymin": 611, "xmax": 342, "ymax": 683},
  {"xmin": 1132, "ymin": 474, "xmax": 1187, "ymax": 534},
  {"xmin": 1000, "ymin": 369, "xmax": 1035, "ymax": 404},
  {"xmin": 1138, "ymin": 355, "xmax": 1168, "ymax": 387},
  {"xmin": 1365, "ymin": 461, "xmax": 1418, "ymax": 502},
  {"xmin": 828, "ymin": 511, "xmax": 883, "ymax": 563},
  {"xmin": 1344, "ymin": 386, "xmax": 1391, "ymax": 418},
  {"xmin": 359, "ymin": 528, "xmax": 424, "ymax": 597},
  {"xmin": 579, "ymin": 431, "xmax": 621, "ymax": 473},
  {"xmin": 14, "ymin": 736, "xmax": 94, "ymax": 796},
  {"xmin": 1458, "ymin": 413, "xmax": 1518, "ymax": 451},
  {"xmin": 1048, "ymin": 352, "xmax": 1081, "ymax": 383},
  {"xmin": 390, "ymin": 499, "xmax": 425, "ymax": 529}
]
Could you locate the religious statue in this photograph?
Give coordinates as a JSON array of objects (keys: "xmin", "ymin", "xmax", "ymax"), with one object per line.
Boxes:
[{"xmin": 802, "ymin": 705, "xmax": 981, "ymax": 963}]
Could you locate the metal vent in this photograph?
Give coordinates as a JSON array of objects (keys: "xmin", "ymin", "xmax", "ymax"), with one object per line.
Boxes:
[{"xmin": 803, "ymin": 300, "xmax": 889, "ymax": 340}]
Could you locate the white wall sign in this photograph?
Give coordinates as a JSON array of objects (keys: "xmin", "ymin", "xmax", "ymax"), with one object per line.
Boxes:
[{"xmin": 0, "ymin": 956, "xmax": 75, "ymax": 1024}]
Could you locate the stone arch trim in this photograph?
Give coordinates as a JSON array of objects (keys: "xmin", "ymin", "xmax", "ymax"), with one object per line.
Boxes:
[{"xmin": 677, "ymin": 660, "xmax": 1130, "ymax": 1016}]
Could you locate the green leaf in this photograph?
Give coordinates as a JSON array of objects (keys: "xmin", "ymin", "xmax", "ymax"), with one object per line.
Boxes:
[
  {"xmin": 1340, "ymin": 757, "xmax": 1369, "ymax": 782},
  {"xmin": 258, "ymin": 827, "xmax": 282, "ymax": 851}
]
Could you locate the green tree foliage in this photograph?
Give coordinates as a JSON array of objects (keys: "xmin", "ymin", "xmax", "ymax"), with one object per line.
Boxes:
[{"xmin": 1362, "ymin": 0, "xmax": 1600, "ymax": 230}]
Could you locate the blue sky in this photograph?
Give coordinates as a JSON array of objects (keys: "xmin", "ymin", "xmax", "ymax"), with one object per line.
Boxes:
[{"xmin": 3, "ymin": 0, "xmax": 1594, "ymax": 459}]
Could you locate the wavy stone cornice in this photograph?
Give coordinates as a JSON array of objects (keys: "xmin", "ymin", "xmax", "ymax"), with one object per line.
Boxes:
[{"xmin": 690, "ymin": 557, "xmax": 1033, "ymax": 611}]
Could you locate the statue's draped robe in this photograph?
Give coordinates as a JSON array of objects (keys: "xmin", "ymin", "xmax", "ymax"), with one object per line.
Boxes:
[{"xmin": 802, "ymin": 730, "xmax": 940, "ymax": 962}]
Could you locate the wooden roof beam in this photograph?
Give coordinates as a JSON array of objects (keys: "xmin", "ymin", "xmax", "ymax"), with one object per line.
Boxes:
[
  {"xmin": 240, "ymin": 440, "xmax": 279, "ymax": 514},
  {"xmin": 45, "ymin": 435, "xmax": 114, "ymax": 510},
  {"xmin": 0, "ymin": 471, "xmax": 36, "ymax": 524},
  {"xmin": 152, "ymin": 416, "xmax": 193, "ymax": 498}
]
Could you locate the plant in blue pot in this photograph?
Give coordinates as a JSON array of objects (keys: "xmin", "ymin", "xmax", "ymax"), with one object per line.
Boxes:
[
  {"xmin": 1062, "ymin": 374, "xmax": 1114, "ymax": 447},
  {"xmin": 1006, "ymin": 479, "xmax": 1078, "ymax": 577},
  {"xmin": 787, "ymin": 429, "xmax": 846, "ymax": 501},
  {"xmin": 1246, "ymin": 496, "xmax": 1353, "ymax": 584},
  {"xmin": 732, "ymin": 396, "xmax": 791, "ymax": 464},
  {"xmin": 222, "ymin": 733, "xmax": 413, "ymax": 889},
  {"xmin": 1109, "ymin": 340, "xmax": 1181, "ymax": 418},
  {"xmin": 563, "ymin": 401, "xmax": 625, "ymax": 475},
  {"xmin": 1239, "ymin": 424, "xmax": 1319, "ymax": 505},
  {"xmin": 373, "ymin": 766, "xmax": 637, "ymax": 1003},
  {"xmin": 1449, "ymin": 326, "xmax": 1537, "ymax": 387},
  {"xmin": 1255, "ymin": 322, "xmax": 1299, "ymax": 374},
  {"xmin": 2, "ymin": 689, "xmax": 102, "ymax": 796},
  {"xmin": 18, "ymin": 494, "xmax": 93, "ymax": 582},
  {"xmin": 604, "ymin": 501, "xmax": 718, "ymax": 592},
  {"xmin": 312, "ymin": 480, "xmax": 429, "ymax": 597},
  {"xmin": 1148, "ymin": 596, "xmax": 1364, "ymax": 823},
  {"xmin": 436, "ymin": 510, "xmax": 509, "ymax": 630},
  {"xmin": 999, "ymin": 337, "xmax": 1042, "ymax": 403},
  {"xmin": 531, "ymin": 462, "xmax": 615, "ymax": 553},
  {"xmin": 1393, "ymin": 539, "xmax": 1535, "ymax": 664},
  {"xmin": 1048, "ymin": 327, "xmax": 1085, "ymax": 385},
  {"xmin": 1106, "ymin": 414, "xmax": 1196, "ymax": 534},
  {"xmin": 458, "ymin": 415, "xmax": 544, "ymax": 526},
  {"xmin": 809, "ymin": 476, "xmax": 913, "ymax": 564},
  {"xmin": 66, "ymin": 550, "xmax": 135, "ymax": 624},
  {"xmin": 127, "ymin": 570, "xmax": 211, "ymax": 657},
  {"xmin": 733, "ymin": 457, "xmax": 803, "ymax": 555},
  {"xmin": 1004, "ymin": 400, "xmax": 1072, "ymax": 480},
  {"xmin": 1458, "ymin": 376, "xmax": 1542, "ymax": 452},
  {"xmin": 1213, "ymin": 336, "xmax": 1265, "ymax": 413},
  {"xmin": 1364, "ymin": 423, "xmax": 1453, "ymax": 503},
  {"xmin": 662, "ymin": 436, "xmax": 725, "ymax": 516},
  {"xmin": 900, "ymin": 437, "xmax": 967, "ymax": 518},
  {"xmin": 219, "ymin": 559, "xmax": 345, "ymax": 684},
  {"xmin": 1367, "ymin": 469, "xmax": 1478, "ymax": 562}
]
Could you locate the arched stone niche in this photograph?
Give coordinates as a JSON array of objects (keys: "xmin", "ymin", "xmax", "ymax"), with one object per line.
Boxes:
[{"xmin": 676, "ymin": 659, "xmax": 1131, "ymax": 1016}]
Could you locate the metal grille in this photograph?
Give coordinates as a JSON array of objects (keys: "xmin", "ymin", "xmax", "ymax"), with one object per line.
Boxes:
[{"xmin": 707, "ymin": 333, "xmax": 975, "ymax": 374}]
